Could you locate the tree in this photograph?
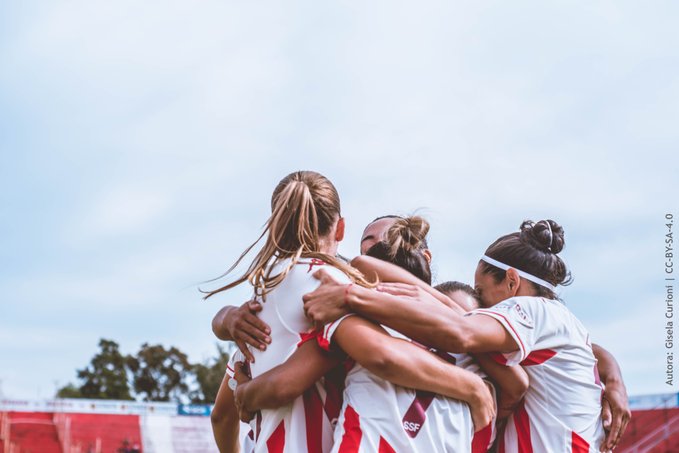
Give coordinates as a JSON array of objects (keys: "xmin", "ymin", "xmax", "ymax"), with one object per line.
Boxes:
[
  {"xmin": 56, "ymin": 338, "xmax": 133, "ymax": 400},
  {"xmin": 56, "ymin": 383, "xmax": 82, "ymax": 398},
  {"xmin": 126, "ymin": 343, "xmax": 194, "ymax": 402},
  {"xmin": 191, "ymin": 344, "xmax": 230, "ymax": 404}
]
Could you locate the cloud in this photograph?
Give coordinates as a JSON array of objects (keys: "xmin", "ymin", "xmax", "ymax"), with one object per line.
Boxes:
[{"xmin": 0, "ymin": 0, "xmax": 677, "ymax": 399}]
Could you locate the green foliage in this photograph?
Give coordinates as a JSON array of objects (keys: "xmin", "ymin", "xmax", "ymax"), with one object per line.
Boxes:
[
  {"xmin": 75, "ymin": 339, "xmax": 133, "ymax": 400},
  {"xmin": 56, "ymin": 383, "xmax": 83, "ymax": 398},
  {"xmin": 126, "ymin": 343, "xmax": 194, "ymax": 403},
  {"xmin": 191, "ymin": 344, "xmax": 230, "ymax": 404},
  {"xmin": 55, "ymin": 338, "xmax": 231, "ymax": 403}
]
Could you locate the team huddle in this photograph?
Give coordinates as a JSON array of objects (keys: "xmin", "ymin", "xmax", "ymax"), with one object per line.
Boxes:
[{"xmin": 205, "ymin": 171, "xmax": 631, "ymax": 453}]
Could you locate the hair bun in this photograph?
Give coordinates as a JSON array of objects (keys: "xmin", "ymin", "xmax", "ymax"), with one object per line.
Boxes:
[
  {"xmin": 519, "ymin": 219, "xmax": 565, "ymax": 254},
  {"xmin": 385, "ymin": 216, "xmax": 430, "ymax": 257}
]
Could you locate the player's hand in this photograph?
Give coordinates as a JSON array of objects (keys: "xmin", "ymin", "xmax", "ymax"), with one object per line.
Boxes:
[
  {"xmin": 469, "ymin": 380, "xmax": 496, "ymax": 433},
  {"xmin": 599, "ymin": 380, "xmax": 631, "ymax": 451},
  {"xmin": 226, "ymin": 301, "xmax": 271, "ymax": 362},
  {"xmin": 303, "ymin": 269, "xmax": 350, "ymax": 325},
  {"xmin": 233, "ymin": 362, "xmax": 255, "ymax": 423}
]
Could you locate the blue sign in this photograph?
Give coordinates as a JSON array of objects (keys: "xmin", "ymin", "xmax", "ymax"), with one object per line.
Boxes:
[{"xmin": 178, "ymin": 404, "xmax": 211, "ymax": 416}]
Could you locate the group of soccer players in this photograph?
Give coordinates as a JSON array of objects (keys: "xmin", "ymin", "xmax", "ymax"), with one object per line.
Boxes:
[{"xmin": 206, "ymin": 171, "xmax": 631, "ymax": 453}]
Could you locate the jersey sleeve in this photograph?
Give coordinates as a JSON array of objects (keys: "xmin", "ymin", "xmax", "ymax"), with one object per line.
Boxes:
[
  {"xmin": 317, "ymin": 314, "xmax": 355, "ymax": 351},
  {"xmin": 225, "ymin": 349, "xmax": 246, "ymax": 378},
  {"xmin": 469, "ymin": 298, "xmax": 542, "ymax": 366}
]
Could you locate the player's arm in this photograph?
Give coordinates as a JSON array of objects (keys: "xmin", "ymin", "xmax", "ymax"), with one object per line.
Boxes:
[
  {"xmin": 303, "ymin": 271, "xmax": 517, "ymax": 354},
  {"xmin": 350, "ymin": 255, "xmax": 470, "ymax": 312},
  {"xmin": 234, "ymin": 339, "xmax": 342, "ymax": 413},
  {"xmin": 333, "ymin": 316, "xmax": 495, "ymax": 431},
  {"xmin": 592, "ymin": 343, "xmax": 631, "ymax": 452},
  {"xmin": 472, "ymin": 353, "xmax": 529, "ymax": 419},
  {"xmin": 211, "ymin": 372, "xmax": 241, "ymax": 453}
]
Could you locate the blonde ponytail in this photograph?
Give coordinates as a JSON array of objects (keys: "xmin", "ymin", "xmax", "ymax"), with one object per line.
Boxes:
[{"xmin": 204, "ymin": 171, "xmax": 372, "ymax": 300}]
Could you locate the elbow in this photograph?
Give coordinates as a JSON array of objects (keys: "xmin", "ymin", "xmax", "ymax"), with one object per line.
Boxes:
[
  {"xmin": 359, "ymin": 346, "xmax": 403, "ymax": 382},
  {"xmin": 440, "ymin": 323, "xmax": 473, "ymax": 353},
  {"xmin": 212, "ymin": 315, "xmax": 229, "ymax": 341},
  {"xmin": 210, "ymin": 403, "xmax": 237, "ymax": 427}
]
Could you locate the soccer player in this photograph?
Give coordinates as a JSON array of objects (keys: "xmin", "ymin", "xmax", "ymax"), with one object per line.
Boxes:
[
  {"xmin": 304, "ymin": 219, "xmax": 620, "ymax": 452},
  {"xmin": 207, "ymin": 171, "xmax": 493, "ymax": 452}
]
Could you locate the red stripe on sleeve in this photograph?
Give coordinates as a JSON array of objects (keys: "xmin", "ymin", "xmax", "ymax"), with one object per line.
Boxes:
[
  {"xmin": 571, "ymin": 431, "xmax": 589, "ymax": 453},
  {"xmin": 338, "ymin": 405, "xmax": 362, "ymax": 453},
  {"xmin": 378, "ymin": 436, "xmax": 396, "ymax": 453},
  {"xmin": 520, "ymin": 349, "xmax": 557, "ymax": 366},
  {"xmin": 514, "ymin": 400, "xmax": 533, "ymax": 453},
  {"xmin": 298, "ymin": 330, "xmax": 320, "ymax": 347},
  {"xmin": 303, "ymin": 386, "xmax": 324, "ymax": 453},
  {"xmin": 266, "ymin": 420, "xmax": 286, "ymax": 453},
  {"xmin": 490, "ymin": 352, "xmax": 509, "ymax": 365}
]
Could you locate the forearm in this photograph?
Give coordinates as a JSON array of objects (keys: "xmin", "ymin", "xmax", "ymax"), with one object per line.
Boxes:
[
  {"xmin": 378, "ymin": 342, "xmax": 487, "ymax": 406},
  {"xmin": 335, "ymin": 318, "xmax": 484, "ymax": 404},
  {"xmin": 351, "ymin": 256, "xmax": 466, "ymax": 312},
  {"xmin": 238, "ymin": 342, "xmax": 341, "ymax": 412},
  {"xmin": 212, "ymin": 306, "xmax": 236, "ymax": 341},
  {"xmin": 346, "ymin": 285, "xmax": 470, "ymax": 352},
  {"xmin": 592, "ymin": 343, "xmax": 625, "ymax": 387},
  {"xmin": 211, "ymin": 375, "xmax": 240, "ymax": 453},
  {"xmin": 473, "ymin": 353, "xmax": 528, "ymax": 419}
]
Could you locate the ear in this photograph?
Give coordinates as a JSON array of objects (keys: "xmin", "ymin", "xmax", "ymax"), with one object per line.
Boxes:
[
  {"xmin": 505, "ymin": 268, "xmax": 521, "ymax": 297},
  {"xmin": 423, "ymin": 249, "xmax": 432, "ymax": 264},
  {"xmin": 335, "ymin": 217, "xmax": 345, "ymax": 242}
]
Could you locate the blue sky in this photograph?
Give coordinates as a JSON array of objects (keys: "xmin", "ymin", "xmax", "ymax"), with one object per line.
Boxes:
[{"xmin": 1, "ymin": 1, "xmax": 678, "ymax": 399}]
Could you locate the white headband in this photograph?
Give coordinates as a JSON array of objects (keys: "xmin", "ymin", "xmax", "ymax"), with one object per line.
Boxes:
[{"xmin": 481, "ymin": 255, "xmax": 557, "ymax": 292}]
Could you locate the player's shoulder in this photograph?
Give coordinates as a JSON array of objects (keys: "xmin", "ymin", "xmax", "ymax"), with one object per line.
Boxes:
[
  {"xmin": 296, "ymin": 259, "xmax": 351, "ymax": 281},
  {"xmin": 489, "ymin": 296, "xmax": 550, "ymax": 323}
]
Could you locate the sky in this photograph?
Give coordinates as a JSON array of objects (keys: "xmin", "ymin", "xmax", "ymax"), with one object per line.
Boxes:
[{"xmin": 1, "ymin": 1, "xmax": 678, "ymax": 400}]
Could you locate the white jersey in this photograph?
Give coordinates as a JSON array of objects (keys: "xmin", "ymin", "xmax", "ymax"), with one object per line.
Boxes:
[
  {"xmin": 472, "ymin": 296, "xmax": 605, "ymax": 453},
  {"xmin": 242, "ymin": 258, "xmax": 349, "ymax": 453},
  {"xmin": 320, "ymin": 315, "xmax": 474, "ymax": 453}
]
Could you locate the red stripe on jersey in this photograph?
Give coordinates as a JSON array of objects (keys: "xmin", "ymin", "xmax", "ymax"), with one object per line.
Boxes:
[
  {"xmin": 472, "ymin": 422, "xmax": 494, "ymax": 453},
  {"xmin": 303, "ymin": 386, "xmax": 324, "ymax": 453},
  {"xmin": 490, "ymin": 352, "xmax": 509, "ymax": 365},
  {"xmin": 298, "ymin": 330, "xmax": 319, "ymax": 347},
  {"xmin": 402, "ymin": 390, "xmax": 435, "ymax": 438},
  {"xmin": 520, "ymin": 349, "xmax": 557, "ymax": 366},
  {"xmin": 514, "ymin": 400, "xmax": 533, "ymax": 453},
  {"xmin": 266, "ymin": 420, "xmax": 285, "ymax": 453},
  {"xmin": 378, "ymin": 437, "xmax": 396, "ymax": 453},
  {"xmin": 571, "ymin": 431, "xmax": 589, "ymax": 453},
  {"xmin": 318, "ymin": 320, "xmax": 338, "ymax": 351},
  {"xmin": 338, "ymin": 405, "xmax": 362, "ymax": 453}
]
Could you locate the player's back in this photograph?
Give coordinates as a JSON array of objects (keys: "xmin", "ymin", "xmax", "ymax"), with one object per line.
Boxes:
[{"xmin": 247, "ymin": 258, "xmax": 349, "ymax": 453}]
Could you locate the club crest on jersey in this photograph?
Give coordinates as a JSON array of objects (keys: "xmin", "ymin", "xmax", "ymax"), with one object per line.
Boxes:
[{"xmin": 513, "ymin": 304, "xmax": 533, "ymax": 328}]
